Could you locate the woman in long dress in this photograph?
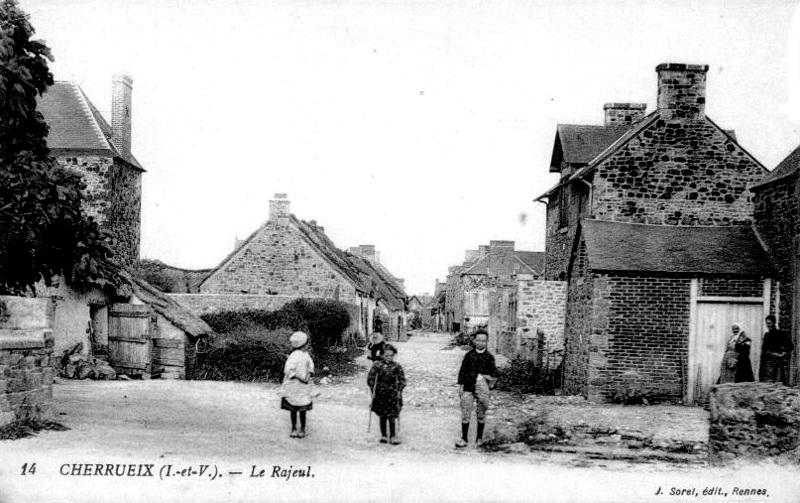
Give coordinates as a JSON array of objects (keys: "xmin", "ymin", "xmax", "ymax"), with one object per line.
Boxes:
[{"xmin": 719, "ymin": 323, "xmax": 754, "ymax": 383}]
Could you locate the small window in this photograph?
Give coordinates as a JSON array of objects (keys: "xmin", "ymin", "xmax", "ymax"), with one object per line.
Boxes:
[{"xmin": 558, "ymin": 186, "xmax": 569, "ymax": 229}]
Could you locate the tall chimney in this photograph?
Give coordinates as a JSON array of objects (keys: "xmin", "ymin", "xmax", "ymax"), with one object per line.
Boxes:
[
  {"xmin": 488, "ymin": 240, "xmax": 515, "ymax": 279},
  {"xmin": 111, "ymin": 74, "xmax": 133, "ymax": 156},
  {"xmin": 269, "ymin": 193, "xmax": 290, "ymax": 226},
  {"xmin": 656, "ymin": 63, "xmax": 708, "ymax": 120},
  {"xmin": 478, "ymin": 245, "xmax": 489, "ymax": 257},
  {"xmin": 603, "ymin": 103, "xmax": 646, "ymax": 126}
]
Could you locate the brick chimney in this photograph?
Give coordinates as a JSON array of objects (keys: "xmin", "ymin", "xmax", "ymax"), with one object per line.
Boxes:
[
  {"xmin": 478, "ymin": 245, "xmax": 489, "ymax": 257},
  {"xmin": 487, "ymin": 240, "xmax": 515, "ymax": 279},
  {"xmin": 269, "ymin": 193, "xmax": 290, "ymax": 226},
  {"xmin": 656, "ymin": 63, "xmax": 708, "ymax": 120},
  {"xmin": 111, "ymin": 74, "xmax": 133, "ymax": 156},
  {"xmin": 604, "ymin": 103, "xmax": 646, "ymax": 126}
]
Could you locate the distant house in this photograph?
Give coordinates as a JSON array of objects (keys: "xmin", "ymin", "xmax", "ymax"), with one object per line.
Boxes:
[
  {"xmin": 537, "ymin": 64, "xmax": 775, "ymax": 402},
  {"xmin": 752, "ymin": 145, "xmax": 800, "ymax": 385},
  {"xmin": 31, "ymin": 77, "xmax": 210, "ymax": 378},
  {"xmin": 198, "ymin": 194, "xmax": 408, "ymax": 340}
]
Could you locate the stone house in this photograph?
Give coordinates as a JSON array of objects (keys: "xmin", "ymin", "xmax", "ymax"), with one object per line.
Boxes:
[
  {"xmin": 37, "ymin": 76, "xmax": 143, "ymax": 267},
  {"xmin": 537, "ymin": 63, "xmax": 775, "ymax": 402},
  {"xmin": 752, "ymin": 145, "xmax": 800, "ymax": 385},
  {"xmin": 197, "ymin": 194, "xmax": 407, "ymax": 341},
  {"xmin": 24, "ymin": 77, "xmax": 211, "ymax": 378}
]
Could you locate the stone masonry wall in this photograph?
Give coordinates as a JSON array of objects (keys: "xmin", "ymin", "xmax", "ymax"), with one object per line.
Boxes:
[
  {"xmin": 516, "ymin": 280, "xmax": 567, "ymax": 367},
  {"xmin": 108, "ymin": 159, "xmax": 142, "ymax": 266},
  {"xmin": 0, "ymin": 297, "xmax": 56, "ymax": 427},
  {"xmin": 754, "ymin": 179, "xmax": 798, "ymax": 333},
  {"xmin": 200, "ymin": 220, "xmax": 358, "ymax": 303},
  {"xmin": 56, "ymin": 155, "xmax": 113, "ymax": 224},
  {"xmin": 563, "ymin": 241, "xmax": 592, "ymax": 396},
  {"xmin": 169, "ymin": 294, "xmax": 299, "ymax": 316},
  {"xmin": 55, "ymin": 155, "xmax": 141, "ymax": 267},
  {"xmin": 592, "ymin": 118, "xmax": 766, "ymax": 226},
  {"xmin": 709, "ymin": 383, "xmax": 799, "ymax": 461},
  {"xmin": 603, "ymin": 274, "xmax": 691, "ymax": 402},
  {"xmin": 544, "ymin": 185, "xmax": 581, "ymax": 281}
]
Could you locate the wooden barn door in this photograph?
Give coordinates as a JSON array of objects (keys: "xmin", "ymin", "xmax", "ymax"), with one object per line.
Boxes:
[
  {"xmin": 108, "ymin": 304, "xmax": 153, "ymax": 376},
  {"xmin": 689, "ymin": 301, "xmax": 764, "ymax": 403}
]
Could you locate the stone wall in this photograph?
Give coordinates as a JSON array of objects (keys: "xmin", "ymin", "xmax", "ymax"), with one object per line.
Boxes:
[
  {"xmin": 754, "ymin": 178, "xmax": 798, "ymax": 333},
  {"xmin": 108, "ymin": 159, "xmax": 142, "ymax": 267},
  {"xmin": 55, "ymin": 155, "xmax": 141, "ymax": 267},
  {"xmin": 516, "ymin": 280, "xmax": 566, "ymax": 366},
  {"xmin": 169, "ymin": 294, "xmax": 298, "ymax": 316},
  {"xmin": 200, "ymin": 220, "xmax": 358, "ymax": 303},
  {"xmin": 544, "ymin": 186, "xmax": 581, "ymax": 281},
  {"xmin": 0, "ymin": 297, "xmax": 56, "ymax": 427},
  {"xmin": 56, "ymin": 155, "xmax": 113, "ymax": 224},
  {"xmin": 562, "ymin": 241, "xmax": 593, "ymax": 396},
  {"xmin": 709, "ymin": 383, "xmax": 799, "ymax": 461},
  {"xmin": 592, "ymin": 118, "xmax": 766, "ymax": 226}
]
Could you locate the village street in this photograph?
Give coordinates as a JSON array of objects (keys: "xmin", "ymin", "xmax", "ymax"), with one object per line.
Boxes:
[{"xmin": 2, "ymin": 332, "xmax": 799, "ymax": 503}]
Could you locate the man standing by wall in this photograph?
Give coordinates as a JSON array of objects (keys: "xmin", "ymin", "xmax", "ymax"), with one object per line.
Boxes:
[{"xmin": 760, "ymin": 315, "xmax": 794, "ymax": 384}]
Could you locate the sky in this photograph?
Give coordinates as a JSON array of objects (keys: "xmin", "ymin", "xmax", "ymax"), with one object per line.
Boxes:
[{"xmin": 20, "ymin": 0, "xmax": 800, "ymax": 295}]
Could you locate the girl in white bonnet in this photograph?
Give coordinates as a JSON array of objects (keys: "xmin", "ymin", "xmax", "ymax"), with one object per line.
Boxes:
[{"xmin": 281, "ymin": 331, "xmax": 315, "ymax": 438}]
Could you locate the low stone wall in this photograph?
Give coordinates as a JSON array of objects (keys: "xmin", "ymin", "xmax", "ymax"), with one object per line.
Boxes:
[
  {"xmin": 168, "ymin": 294, "xmax": 297, "ymax": 315},
  {"xmin": 709, "ymin": 383, "xmax": 800, "ymax": 462},
  {"xmin": 516, "ymin": 280, "xmax": 566, "ymax": 367},
  {"xmin": 0, "ymin": 296, "xmax": 56, "ymax": 427}
]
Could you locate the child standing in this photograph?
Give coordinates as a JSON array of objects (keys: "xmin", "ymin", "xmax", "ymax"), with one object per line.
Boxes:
[
  {"xmin": 281, "ymin": 331, "xmax": 315, "ymax": 438},
  {"xmin": 367, "ymin": 344, "xmax": 405, "ymax": 445},
  {"xmin": 367, "ymin": 332, "xmax": 386, "ymax": 361},
  {"xmin": 455, "ymin": 330, "xmax": 497, "ymax": 448}
]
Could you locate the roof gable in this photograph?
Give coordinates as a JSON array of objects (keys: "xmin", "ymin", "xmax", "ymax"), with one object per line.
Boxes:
[
  {"xmin": 581, "ymin": 220, "xmax": 773, "ymax": 275},
  {"xmin": 753, "ymin": 143, "xmax": 800, "ymax": 190},
  {"xmin": 551, "ymin": 124, "xmax": 632, "ymax": 171}
]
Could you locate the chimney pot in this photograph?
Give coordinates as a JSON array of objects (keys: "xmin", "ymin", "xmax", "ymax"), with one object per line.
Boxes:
[
  {"xmin": 603, "ymin": 103, "xmax": 647, "ymax": 126},
  {"xmin": 111, "ymin": 74, "xmax": 133, "ymax": 156},
  {"xmin": 656, "ymin": 63, "xmax": 709, "ymax": 120}
]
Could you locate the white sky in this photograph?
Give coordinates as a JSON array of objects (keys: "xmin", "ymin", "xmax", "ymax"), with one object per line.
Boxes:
[{"xmin": 21, "ymin": 0, "xmax": 800, "ymax": 295}]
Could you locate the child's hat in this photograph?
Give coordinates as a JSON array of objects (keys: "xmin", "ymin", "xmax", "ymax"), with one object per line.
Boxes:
[{"xmin": 290, "ymin": 331, "xmax": 309, "ymax": 348}]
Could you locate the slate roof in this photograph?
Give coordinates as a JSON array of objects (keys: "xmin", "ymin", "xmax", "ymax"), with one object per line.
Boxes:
[
  {"xmin": 752, "ymin": 144, "xmax": 800, "ymax": 190},
  {"xmin": 581, "ymin": 220, "xmax": 773, "ymax": 276},
  {"xmin": 460, "ymin": 251, "xmax": 543, "ymax": 276},
  {"xmin": 551, "ymin": 124, "xmax": 631, "ymax": 170},
  {"xmin": 37, "ymin": 82, "xmax": 143, "ymax": 169}
]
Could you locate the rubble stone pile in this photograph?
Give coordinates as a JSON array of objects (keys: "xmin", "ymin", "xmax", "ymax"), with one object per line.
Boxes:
[{"xmin": 709, "ymin": 383, "xmax": 800, "ymax": 462}]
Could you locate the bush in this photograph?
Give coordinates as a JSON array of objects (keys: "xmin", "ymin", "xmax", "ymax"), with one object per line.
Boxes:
[
  {"xmin": 200, "ymin": 298, "xmax": 351, "ymax": 351},
  {"xmin": 496, "ymin": 358, "xmax": 562, "ymax": 395},
  {"xmin": 197, "ymin": 299, "xmax": 356, "ymax": 383},
  {"xmin": 195, "ymin": 327, "xmax": 292, "ymax": 382}
]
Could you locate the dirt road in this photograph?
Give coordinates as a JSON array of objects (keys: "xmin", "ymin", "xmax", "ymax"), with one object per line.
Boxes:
[{"xmin": 1, "ymin": 332, "xmax": 798, "ymax": 502}]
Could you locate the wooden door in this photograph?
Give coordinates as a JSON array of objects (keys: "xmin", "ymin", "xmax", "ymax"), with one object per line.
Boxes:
[
  {"xmin": 108, "ymin": 303, "xmax": 152, "ymax": 376},
  {"xmin": 689, "ymin": 302, "xmax": 764, "ymax": 402}
]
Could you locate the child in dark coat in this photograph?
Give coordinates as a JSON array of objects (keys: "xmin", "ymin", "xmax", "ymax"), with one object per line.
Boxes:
[{"xmin": 367, "ymin": 344, "xmax": 405, "ymax": 445}]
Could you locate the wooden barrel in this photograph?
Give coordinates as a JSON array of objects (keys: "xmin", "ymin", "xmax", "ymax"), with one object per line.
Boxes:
[
  {"xmin": 152, "ymin": 338, "xmax": 185, "ymax": 379},
  {"xmin": 108, "ymin": 304, "xmax": 152, "ymax": 376}
]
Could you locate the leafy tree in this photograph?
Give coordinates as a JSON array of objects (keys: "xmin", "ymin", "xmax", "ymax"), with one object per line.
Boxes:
[{"xmin": 0, "ymin": 0, "xmax": 112, "ymax": 295}]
